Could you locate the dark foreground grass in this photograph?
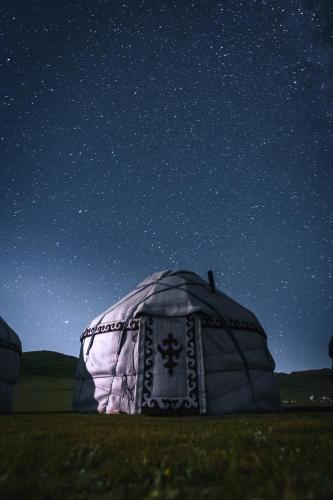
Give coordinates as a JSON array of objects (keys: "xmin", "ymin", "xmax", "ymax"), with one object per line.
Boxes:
[{"xmin": 0, "ymin": 413, "xmax": 332, "ymax": 500}]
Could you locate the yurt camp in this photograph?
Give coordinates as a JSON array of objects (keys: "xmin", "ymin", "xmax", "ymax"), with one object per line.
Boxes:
[
  {"xmin": 0, "ymin": 317, "xmax": 21, "ymax": 413},
  {"xmin": 73, "ymin": 270, "xmax": 280, "ymax": 415}
]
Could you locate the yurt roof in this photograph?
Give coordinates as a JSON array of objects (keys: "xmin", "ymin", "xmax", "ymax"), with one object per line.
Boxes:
[
  {"xmin": 83, "ymin": 270, "xmax": 263, "ymax": 337},
  {"xmin": 0, "ymin": 317, "xmax": 22, "ymax": 354}
]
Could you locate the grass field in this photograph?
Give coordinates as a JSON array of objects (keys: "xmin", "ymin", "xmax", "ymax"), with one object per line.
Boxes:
[
  {"xmin": 4, "ymin": 352, "xmax": 333, "ymax": 499},
  {"xmin": 0, "ymin": 413, "xmax": 332, "ymax": 499}
]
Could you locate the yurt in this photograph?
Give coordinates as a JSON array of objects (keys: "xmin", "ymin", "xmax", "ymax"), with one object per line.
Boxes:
[
  {"xmin": 73, "ymin": 270, "xmax": 280, "ymax": 415},
  {"xmin": 0, "ymin": 317, "xmax": 22, "ymax": 413}
]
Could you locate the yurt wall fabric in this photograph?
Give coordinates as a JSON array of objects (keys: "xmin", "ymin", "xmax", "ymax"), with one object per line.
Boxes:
[
  {"xmin": 74, "ymin": 322, "xmax": 139, "ymax": 414},
  {"xmin": 201, "ymin": 319, "xmax": 278, "ymax": 413},
  {"xmin": 0, "ymin": 317, "xmax": 21, "ymax": 413},
  {"xmin": 74, "ymin": 315, "xmax": 207, "ymax": 415},
  {"xmin": 73, "ymin": 270, "xmax": 280, "ymax": 415}
]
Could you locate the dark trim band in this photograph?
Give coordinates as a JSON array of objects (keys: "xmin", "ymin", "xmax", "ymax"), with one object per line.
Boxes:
[
  {"xmin": 0, "ymin": 340, "xmax": 22, "ymax": 354},
  {"xmin": 81, "ymin": 319, "xmax": 140, "ymax": 341},
  {"xmin": 81, "ymin": 315, "xmax": 265, "ymax": 342},
  {"xmin": 201, "ymin": 316, "xmax": 265, "ymax": 336}
]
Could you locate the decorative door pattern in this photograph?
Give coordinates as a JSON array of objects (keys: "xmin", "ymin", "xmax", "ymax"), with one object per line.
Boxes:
[
  {"xmin": 157, "ymin": 333, "xmax": 183, "ymax": 375},
  {"xmin": 140, "ymin": 315, "xmax": 204, "ymax": 414}
]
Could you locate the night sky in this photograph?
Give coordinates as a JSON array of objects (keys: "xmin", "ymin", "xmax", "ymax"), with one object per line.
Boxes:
[{"xmin": 1, "ymin": 0, "xmax": 332, "ymax": 372}]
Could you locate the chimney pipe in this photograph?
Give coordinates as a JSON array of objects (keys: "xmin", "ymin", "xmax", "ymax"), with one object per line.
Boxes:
[{"xmin": 208, "ymin": 270, "xmax": 216, "ymax": 293}]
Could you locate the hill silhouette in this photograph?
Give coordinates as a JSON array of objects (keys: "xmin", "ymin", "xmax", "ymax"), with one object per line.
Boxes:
[
  {"xmin": 276, "ymin": 368, "xmax": 333, "ymax": 405},
  {"xmin": 13, "ymin": 350, "xmax": 333, "ymax": 412},
  {"xmin": 14, "ymin": 350, "xmax": 78, "ymax": 412},
  {"xmin": 20, "ymin": 350, "xmax": 78, "ymax": 378}
]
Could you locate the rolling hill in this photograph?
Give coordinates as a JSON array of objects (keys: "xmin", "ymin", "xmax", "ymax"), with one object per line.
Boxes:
[
  {"xmin": 12, "ymin": 350, "xmax": 333, "ymax": 412},
  {"xmin": 13, "ymin": 350, "xmax": 78, "ymax": 412},
  {"xmin": 19, "ymin": 350, "xmax": 78, "ymax": 378},
  {"xmin": 276, "ymin": 368, "xmax": 333, "ymax": 406}
]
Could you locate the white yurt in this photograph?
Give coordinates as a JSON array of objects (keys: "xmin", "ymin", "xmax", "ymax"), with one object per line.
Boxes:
[
  {"xmin": 73, "ymin": 270, "xmax": 280, "ymax": 415},
  {"xmin": 0, "ymin": 317, "xmax": 22, "ymax": 413}
]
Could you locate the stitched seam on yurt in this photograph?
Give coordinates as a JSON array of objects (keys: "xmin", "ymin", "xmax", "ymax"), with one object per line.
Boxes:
[
  {"xmin": 106, "ymin": 275, "xmax": 169, "ymax": 412},
  {"xmin": 207, "ymin": 370, "xmax": 266, "ymax": 400},
  {"xmin": 258, "ymin": 329, "xmax": 275, "ymax": 370},
  {"xmin": 98, "ymin": 279, "xmax": 258, "ymax": 409},
  {"xmin": 117, "ymin": 278, "xmax": 172, "ymax": 410},
  {"xmin": 0, "ymin": 342, "xmax": 21, "ymax": 354},
  {"xmin": 173, "ymin": 272, "xmax": 253, "ymax": 313},
  {"xmin": 83, "ymin": 273, "xmax": 211, "ymax": 338},
  {"xmin": 181, "ymin": 287, "xmax": 258, "ymax": 410},
  {"xmin": 172, "ymin": 277, "xmax": 264, "ymax": 412},
  {"xmin": 182, "ymin": 288, "xmax": 251, "ymax": 371},
  {"xmin": 90, "ymin": 282, "xmax": 156, "ymax": 323},
  {"xmin": 86, "ymin": 282, "xmax": 161, "ymax": 356},
  {"xmin": 104, "ymin": 332, "xmax": 122, "ymax": 410},
  {"xmin": 76, "ymin": 373, "xmax": 137, "ymax": 380},
  {"xmin": 85, "ymin": 273, "xmax": 172, "ymax": 356},
  {"xmin": 196, "ymin": 317, "xmax": 207, "ymax": 414},
  {"xmin": 0, "ymin": 317, "xmax": 21, "ymax": 354},
  {"xmin": 83, "ymin": 282, "xmax": 157, "ymax": 411},
  {"xmin": 166, "ymin": 274, "xmax": 267, "ymax": 357},
  {"xmin": 205, "ymin": 367, "xmax": 273, "ymax": 373},
  {"xmin": 80, "ymin": 272, "xmax": 248, "ymax": 341},
  {"xmin": 117, "ymin": 273, "xmax": 183, "ymax": 347},
  {"xmin": 204, "ymin": 347, "xmax": 268, "ymax": 357},
  {"xmin": 175, "ymin": 274, "xmax": 265, "ymax": 335},
  {"xmin": 85, "ymin": 388, "xmax": 134, "ymax": 400},
  {"xmin": 95, "ymin": 271, "xmax": 173, "ymax": 326},
  {"xmin": 79, "ymin": 272, "xmax": 270, "ymax": 413}
]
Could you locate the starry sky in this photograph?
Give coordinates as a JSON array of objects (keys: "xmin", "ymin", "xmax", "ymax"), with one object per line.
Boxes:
[{"xmin": 0, "ymin": 0, "xmax": 332, "ymax": 372}]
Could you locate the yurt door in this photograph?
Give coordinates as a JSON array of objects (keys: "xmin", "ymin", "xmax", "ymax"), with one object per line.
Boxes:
[{"xmin": 137, "ymin": 316, "xmax": 206, "ymax": 414}]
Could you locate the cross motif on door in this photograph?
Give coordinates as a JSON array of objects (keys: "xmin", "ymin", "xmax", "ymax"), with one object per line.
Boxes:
[{"xmin": 157, "ymin": 333, "xmax": 183, "ymax": 376}]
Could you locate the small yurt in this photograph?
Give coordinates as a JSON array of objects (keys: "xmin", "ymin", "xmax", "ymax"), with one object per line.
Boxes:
[
  {"xmin": 73, "ymin": 270, "xmax": 280, "ymax": 415},
  {"xmin": 0, "ymin": 317, "xmax": 22, "ymax": 413}
]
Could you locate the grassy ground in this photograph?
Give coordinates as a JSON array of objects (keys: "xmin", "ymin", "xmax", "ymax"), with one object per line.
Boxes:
[
  {"xmin": 0, "ymin": 413, "xmax": 332, "ymax": 500},
  {"xmin": 14, "ymin": 376, "xmax": 75, "ymax": 412}
]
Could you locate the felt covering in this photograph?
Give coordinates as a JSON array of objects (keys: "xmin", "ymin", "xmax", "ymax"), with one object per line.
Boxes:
[
  {"xmin": 73, "ymin": 270, "xmax": 280, "ymax": 415},
  {"xmin": 0, "ymin": 317, "xmax": 21, "ymax": 413}
]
